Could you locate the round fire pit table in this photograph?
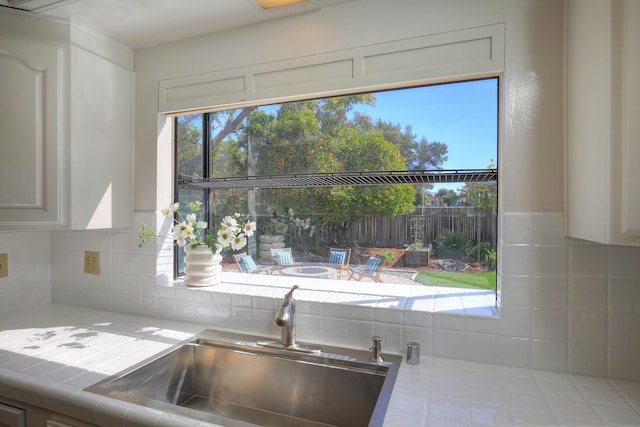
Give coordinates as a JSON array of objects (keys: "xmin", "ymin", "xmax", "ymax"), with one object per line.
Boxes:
[{"xmin": 280, "ymin": 265, "xmax": 338, "ymax": 279}]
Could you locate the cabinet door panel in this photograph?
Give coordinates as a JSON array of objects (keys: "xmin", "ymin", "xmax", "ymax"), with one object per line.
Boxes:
[
  {"xmin": 70, "ymin": 47, "xmax": 132, "ymax": 229},
  {"xmin": 0, "ymin": 52, "xmax": 44, "ymax": 209},
  {"xmin": 0, "ymin": 35, "xmax": 66, "ymax": 228}
]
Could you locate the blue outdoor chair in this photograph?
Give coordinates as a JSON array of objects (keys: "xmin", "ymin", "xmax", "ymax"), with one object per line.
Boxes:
[
  {"xmin": 233, "ymin": 252, "xmax": 272, "ymax": 274},
  {"xmin": 348, "ymin": 255, "xmax": 385, "ymax": 283},
  {"xmin": 327, "ymin": 248, "xmax": 351, "ymax": 279}
]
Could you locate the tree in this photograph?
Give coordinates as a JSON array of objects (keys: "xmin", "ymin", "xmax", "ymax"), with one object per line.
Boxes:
[
  {"xmin": 240, "ymin": 98, "xmax": 416, "ymax": 237},
  {"xmin": 459, "ymin": 160, "xmax": 497, "ymax": 211},
  {"xmin": 412, "ymin": 136, "xmax": 448, "ymax": 171},
  {"xmin": 435, "ymin": 188, "xmax": 459, "ymax": 206},
  {"xmin": 176, "ymin": 115, "xmax": 202, "ymax": 177},
  {"xmin": 353, "ymin": 117, "xmax": 448, "ymax": 171},
  {"xmin": 274, "ymin": 127, "xmax": 416, "ymax": 232},
  {"xmin": 198, "ymin": 93, "xmax": 450, "ymax": 244}
]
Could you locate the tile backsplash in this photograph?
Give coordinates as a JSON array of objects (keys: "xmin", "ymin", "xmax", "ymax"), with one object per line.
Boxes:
[
  {"xmin": 1, "ymin": 212, "xmax": 639, "ymax": 380},
  {"xmin": 0, "ymin": 231, "xmax": 51, "ymax": 314}
]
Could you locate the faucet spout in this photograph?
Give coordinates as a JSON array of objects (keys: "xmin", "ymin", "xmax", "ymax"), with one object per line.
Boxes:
[
  {"xmin": 283, "ymin": 284, "xmax": 299, "ymax": 305},
  {"xmin": 275, "ymin": 302, "xmax": 295, "ymax": 346},
  {"xmin": 275, "ymin": 285, "xmax": 298, "ymax": 347},
  {"xmin": 257, "ymin": 285, "xmax": 321, "ymax": 354}
]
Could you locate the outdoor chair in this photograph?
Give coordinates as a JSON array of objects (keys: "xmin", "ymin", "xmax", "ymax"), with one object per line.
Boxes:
[
  {"xmin": 327, "ymin": 248, "xmax": 351, "ymax": 279},
  {"xmin": 233, "ymin": 252, "xmax": 271, "ymax": 274},
  {"xmin": 270, "ymin": 247, "xmax": 302, "ymax": 274},
  {"xmin": 348, "ymin": 255, "xmax": 385, "ymax": 283}
]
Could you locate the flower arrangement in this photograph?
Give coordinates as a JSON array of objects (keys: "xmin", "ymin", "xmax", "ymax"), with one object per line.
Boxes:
[{"xmin": 139, "ymin": 201, "xmax": 257, "ymax": 254}]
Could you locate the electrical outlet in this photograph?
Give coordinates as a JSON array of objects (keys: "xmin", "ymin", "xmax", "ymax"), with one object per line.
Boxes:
[
  {"xmin": 0, "ymin": 253, "xmax": 7, "ymax": 277},
  {"xmin": 84, "ymin": 251, "xmax": 100, "ymax": 275}
]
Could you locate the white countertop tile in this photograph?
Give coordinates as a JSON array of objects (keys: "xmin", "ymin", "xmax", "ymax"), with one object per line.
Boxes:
[{"xmin": 0, "ymin": 304, "xmax": 639, "ymax": 427}]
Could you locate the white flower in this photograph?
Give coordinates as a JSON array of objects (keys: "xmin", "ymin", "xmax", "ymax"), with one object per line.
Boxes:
[
  {"xmin": 221, "ymin": 215, "xmax": 238, "ymax": 230},
  {"xmin": 172, "ymin": 222, "xmax": 195, "ymax": 243},
  {"xmin": 183, "ymin": 225, "xmax": 196, "ymax": 241},
  {"xmin": 217, "ymin": 228, "xmax": 233, "ymax": 247},
  {"xmin": 171, "ymin": 223, "xmax": 184, "ymax": 239},
  {"xmin": 139, "ymin": 201, "xmax": 254, "ymax": 254},
  {"xmin": 230, "ymin": 235, "xmax": 247, "ymax": 251},
  {"xmin": 243, "ymin": 221, "xmax": 257, "ymax": 237},
  {"xmin": 162, "ymin": 202, "xmax": 180, "ymax": 217}
]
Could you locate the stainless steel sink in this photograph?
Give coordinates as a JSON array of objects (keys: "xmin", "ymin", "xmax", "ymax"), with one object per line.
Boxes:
[{"xmin": 85, "ymin": 330, "xmax": 401, "ymax": 427}]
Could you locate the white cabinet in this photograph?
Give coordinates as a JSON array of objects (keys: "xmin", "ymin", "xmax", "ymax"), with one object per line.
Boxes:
[
  {"xmin": 0, "ymin": 396, "xmax": 97, "ymax": 427},
  {"xmin": 566, "ymin": 0, "xmax": 640, "ymax": 246},
  {"xmin": 0, "ymin": 20, "xmax": 67, "ymax": 228},
  {"xmin": 0, "ymin": 402, "xmax": 25, "ymax": 427},
  {"xmin": 69, "ymin": 45, "xmax": 133, "ymax": 229},
  {"xmin": 0, "ymin": 9, "xmax": 133, "ymax": 230}
]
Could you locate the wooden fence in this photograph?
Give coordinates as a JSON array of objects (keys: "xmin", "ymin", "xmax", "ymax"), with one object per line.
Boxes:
[{"xmin": 322, "ymin": 207, "xmax": 497, "ymax": 248}]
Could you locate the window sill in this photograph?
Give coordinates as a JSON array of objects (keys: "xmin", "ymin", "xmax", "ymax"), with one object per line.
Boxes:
[{"xmin": 167, "ymin": 272, "xmax": 499, "ymax": 318}]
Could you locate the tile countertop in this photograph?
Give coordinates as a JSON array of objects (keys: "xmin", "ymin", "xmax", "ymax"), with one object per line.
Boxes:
[{"xmin": 0, "ymin": 305, "xmax": 639, "ymax": 427}]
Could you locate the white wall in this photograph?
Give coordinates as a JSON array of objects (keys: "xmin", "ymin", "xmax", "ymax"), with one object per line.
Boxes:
[
  {"xmin": 133, "ymin": 0, "xmax": 564, "ymax": 213},
  {"xmin": 0, "ymin": 231, "xmax": 51, "ymax": 313},
  {"xmin": 124, "ymin": 0, "xmax": 638, "ymax": 379},
  {"xmin": 1, "ymin": 0, "xmax": 638, "ymax": 381},
  {"xmin": 44, "ymin": 211, "xmax": 640, "ymax": 380}
]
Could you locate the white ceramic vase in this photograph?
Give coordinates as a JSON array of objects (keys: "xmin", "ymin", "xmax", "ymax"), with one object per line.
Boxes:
[{"xmin": 184, "ymin": 245, "xmax": 223, "ymax": 287}]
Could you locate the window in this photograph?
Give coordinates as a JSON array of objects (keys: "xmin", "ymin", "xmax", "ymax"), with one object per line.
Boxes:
[{"xmin": 175, "ymin": 78, "xmax": 498, "ymax": 295}]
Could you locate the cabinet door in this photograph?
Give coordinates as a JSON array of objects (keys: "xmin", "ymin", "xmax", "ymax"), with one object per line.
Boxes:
[
  {"xmin": 70, "ymin": 46, "xmax": 133, "ymax": 229},
  {"xmin": 566, "ymin": 0, "xmax": 640, "ymax": 246},
  {"xmin": 0, "ymin": 402, "xmax": 25, "ymax": 427},
  {"xmin": 622, "ymin": 0, "xmax": 640, "ymax": 237},
  {"xmin": 0, "ymin": 37, "xmax": 66, "ymax": 228}
]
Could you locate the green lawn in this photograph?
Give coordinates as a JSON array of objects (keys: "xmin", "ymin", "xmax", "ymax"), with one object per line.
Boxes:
[{"xmin": 414, "ymin": 271, "xmax": 496, "ymax": 290}]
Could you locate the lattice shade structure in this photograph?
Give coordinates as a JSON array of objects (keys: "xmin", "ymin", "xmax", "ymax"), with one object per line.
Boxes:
[{"xmin": 179, "ymin": 169, "xmax": 497, "ymax": 189}]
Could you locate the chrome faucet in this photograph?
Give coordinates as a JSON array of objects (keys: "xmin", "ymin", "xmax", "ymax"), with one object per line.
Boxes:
[
  {"xmin": 275, "ymin": 285, "xmax": 298, "ymax": 347},
  {"xmin": 257, "ymin": 285, "xmax": 321, "ymax": 354}
]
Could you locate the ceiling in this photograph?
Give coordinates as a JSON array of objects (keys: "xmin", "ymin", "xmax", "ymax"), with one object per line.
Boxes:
[{"xmin": 0, "ymin": 0, "xmax": 353, "ymax": 49}]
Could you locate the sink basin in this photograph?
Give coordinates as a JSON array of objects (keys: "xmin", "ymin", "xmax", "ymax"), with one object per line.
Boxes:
[{"xmin": 85, "ymin": 330, "xmax": 401, "ymax": 427}]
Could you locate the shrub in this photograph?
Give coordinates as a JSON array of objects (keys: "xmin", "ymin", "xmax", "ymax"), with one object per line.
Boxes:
[
  {"xmin": 483, "ymin": 248, "xmax": 497, "ymax": 270},
  {"xmin": 406, "ymin": 239, "xmax": 429, "ymax": 251},
  {"xmin": 379, "ymin": 250, "xmax": 397, "ymax": 264},
  {"xmin": 436, "ymin": 232, "xmax": 475, "ymax": 259},
  {"xmin": 470, "ymin": 241, "xmax": 497, "ymax": 270}
]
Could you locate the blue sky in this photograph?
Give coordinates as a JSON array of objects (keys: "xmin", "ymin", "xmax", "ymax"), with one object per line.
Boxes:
[
  {"xmin": 353, "ymin": 78, "xmax": 498, "ymax": 171},
  {"xmin": 352, "ymin": 78, "xmax": 498, "ymax": 193},
  {"xmin": 228, "ymin": 78, "xmax": 498, "ymax": 173},
  {"xmin": 187, "ymin": 78, "xmax": 498, "ymax": 192}
]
